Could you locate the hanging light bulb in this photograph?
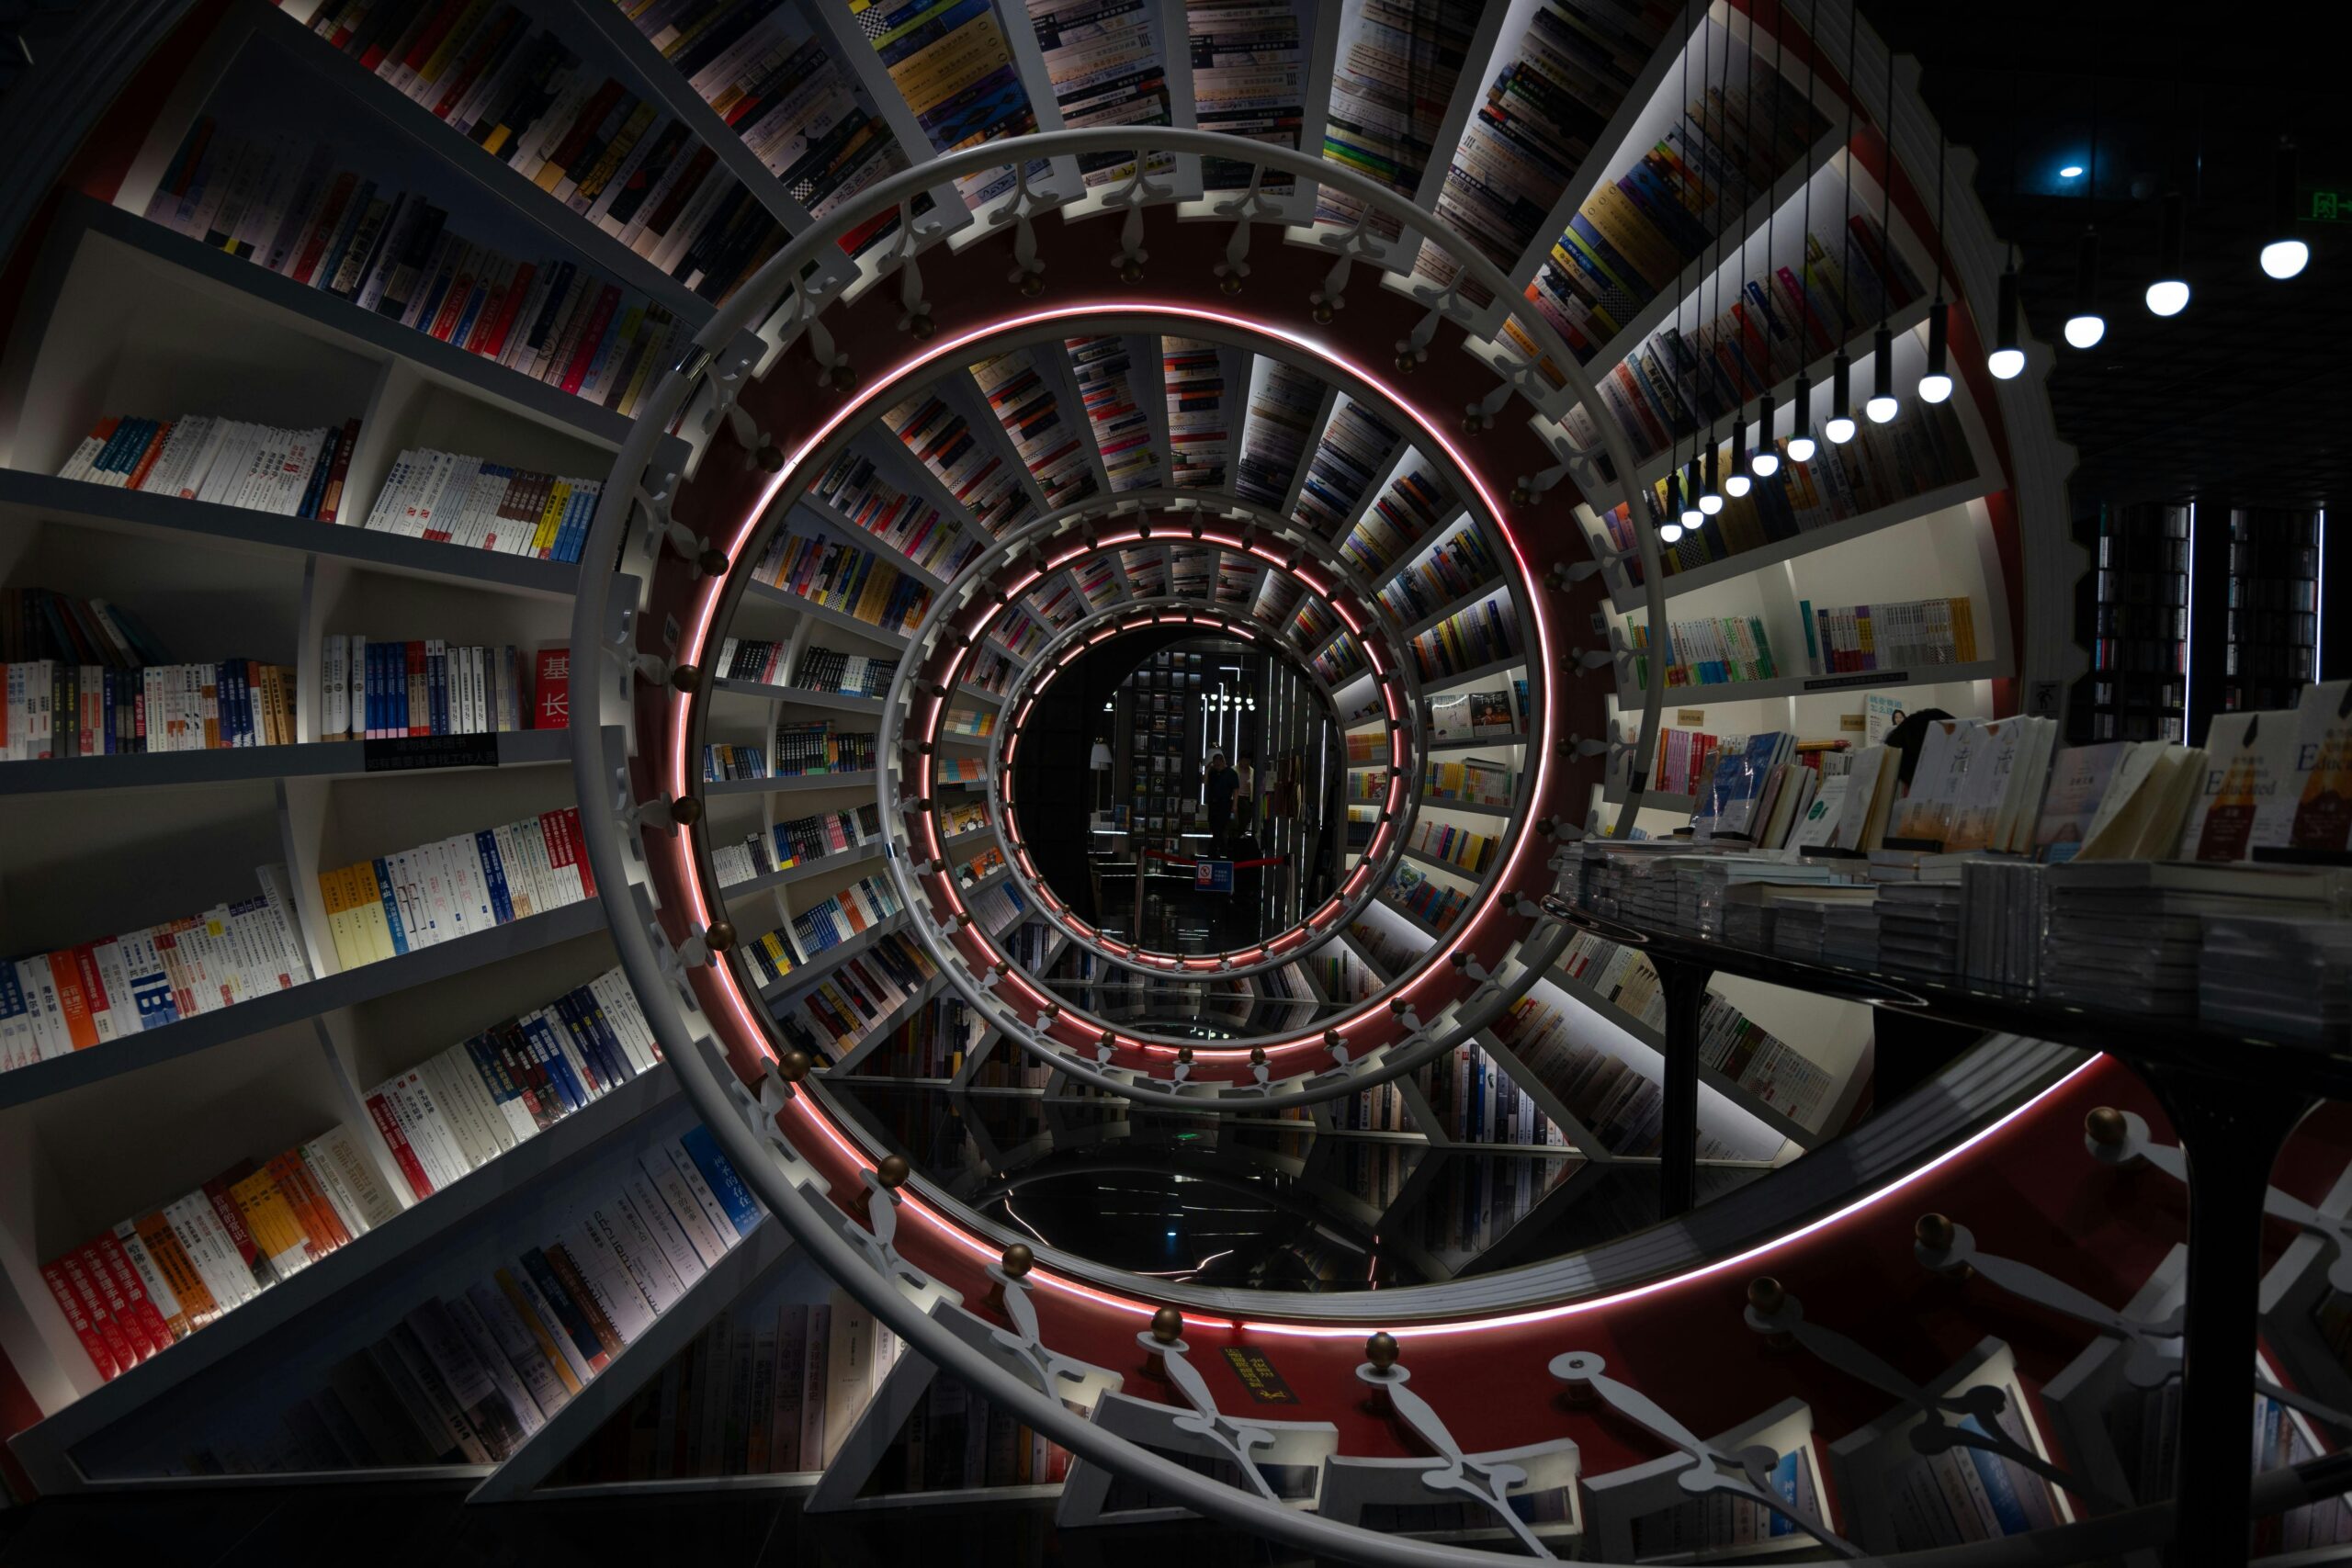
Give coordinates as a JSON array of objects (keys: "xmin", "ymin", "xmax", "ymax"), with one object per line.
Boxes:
[
  {"xmin": 2262, "ymin": 137, "xmax": 2310, "ymax": 279},
  {"xmin": 1866, "ymin": 324, "xmax": 1898, "ymax": 423},
  {"xmin": 1679, "ymin": 460, "xmax": 1705, "ymax": 529},
  {"xmin": 2064, "ymin": 228, "xmax": 2106, "ymax": 348},
  {"xmin": 1662, "ymin": 470, "xmax": 1686, "ymax": 544},
  {"xmin": 1917, "ymin": 300, "xmax": 1953, "ymax": 402},
  {"xmin": 1751, "ymin": 390, "xmax": 1780, "ymax": 477},
  {"xmin": 2145, "ymin": 191, "xmax": 2189, "ymax": 315},
  {"xmin": 1786, "ymin": 372, "xmax": 1816, "ymax": 463},
  {"xmin": 1698, "ymin": 447, "xmax": 1724, "ymax": 513},
  {"xmin": 1987, "ymin": 260, "xmax": 2026, "ymax": 379},
  {"xmin": 1724, "ymin": 412, "xmax": 1752, "ymax": 497},
  {"xmin": 1824, "ymin": 353, "xmax": 1857, "ymax": 445}
]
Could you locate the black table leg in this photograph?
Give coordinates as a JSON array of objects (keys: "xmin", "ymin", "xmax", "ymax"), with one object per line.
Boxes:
[
  {"xmin": 1656, "ymin": 954, "xmax": 1712, "ymax": 1217},
  {"xmin": 2142, "ymin": 1064, "xmax": 2314, "ymax": 1567}
]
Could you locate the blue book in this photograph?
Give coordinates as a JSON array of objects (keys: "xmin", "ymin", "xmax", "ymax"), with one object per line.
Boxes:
[
  {"xmin": 1954, "ymin": 1416, "xmax": 2030, "ymax": 1536},
  {"xmin": 522, "ymin": 1012, "xmax": 587, "ymax": 1112},
  {"xmin": 472, "ymin": 830, "xmax": 514, "ymax": 925},
  {"xmin": 371, "ymin": 858, "xmax": 410, "ymax": 955},
  {"xmin": 679, "ymin": 1124, "xmax": 761, "ymax": 1235}
]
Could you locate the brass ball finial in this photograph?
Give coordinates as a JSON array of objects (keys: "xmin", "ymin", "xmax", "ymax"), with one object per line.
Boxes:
[
  {"xmin": 754, "ymin": 444, "xmax": 784, "ymax": 473},
  {"xmin": 1019, "ymin": 270, "xmax": 1046, "ymax": 299},
  {"xmin": 1177, "ymin": 1045, "xmax": 1194, "ymax": 1064},
  {"xmin": 2086, "ymin": 1106, "xmax": 2129, "ymax": 1147},
  {"xmin": 1365, "ymin": 1332, "xmax": 1399, "ymax": 1370},
  {"xmin": 668, "ymin": 662, "xmax": 702, "ymax": 693},
  {"xmin": 1218, "ymin": 272, "xmax": 1243, "ymax": 296},
  {"xmin": 1394, "ymin": 353, "xmax": 1418, "ymax": 375},
  {"xmin": 907, "ymin": 313, "xmax": 935, "ymax": 342},
  {"xmin": 1117, "ymin": 258, "xmax": 1145, "ymax": 284},
  {"xmin": 876, "ymin": 1155, "xmax": 911, "ymax": 1190},
  {"xmin": 777, "ymin": 1050, "xmax": 811, "ymax": 1082},
  {"xmin": 703, "ymin": 920, "xmax": 737, "ymax": 952},
  {"xmin": 1747, "ymin": 1276, "xmax": 1785, "ymax": 1314},
  {"xmin": 1001, "ymin": 1243, "xmax": 1034, "ymax": 1278},
  {"xmin": 1250, "ymin": 1044, "xmax": 1267, "ymax": 1065},
  {"xmin": 1510, "ymin": 484, "xmax": 1534, "ymax": 507},
  {"xmin": 698, "ymin": 547, "xmax": 729, "ymax": 577},
  {"xmin": 1311, "ymin": 300, "xmax": 1336, "ymax": 324},
  {"xmin": 669, "ymin": 796, "xmax": 705, "ymax": 827},
  {"xmin": 1916, "ymin": 1213, "xmax": 1956, "ymax": 1252},
  {"xmin": 1150, "ymin": 1307, "xmax": 1183, "ymax": 1344}
]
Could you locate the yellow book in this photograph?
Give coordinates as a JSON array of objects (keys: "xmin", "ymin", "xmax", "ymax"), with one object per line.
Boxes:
[
  {"xmin": 228, "ymin": 1168, "xmax": 311, "ymax": 1279},
  {"xmin": 532, "ymin": 480, "xmax": 572, "ymax": 558},
  {"xmin": 1951, "ymin": 597, "xmax": 1979, "ymax": 662},
  {"xmin": 415, "ymin": 0, "xmax": 495, "ymax": 93},
  {"xmin": 319, "ymin": 863, "xmax": 361, "ymax": 975},
  {"xmin": 348, "ymin": 860, "xmax": 396, "ymax": 965}
]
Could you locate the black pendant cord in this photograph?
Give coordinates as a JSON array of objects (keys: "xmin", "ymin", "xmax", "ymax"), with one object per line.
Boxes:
[
  {"xmin": 1796, "ymin": 23, "xmax": 1815, "ymax": 388},
  {"xmin": 1841, "ymin": 5, "xmax": 1857, "ymax": 337},
  {"xmin": 1880, "ymin": 12, "xmax": 1894, "ymax": 336}
]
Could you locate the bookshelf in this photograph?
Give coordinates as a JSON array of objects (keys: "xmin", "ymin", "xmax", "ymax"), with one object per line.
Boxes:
[{"xmin": 2070, "ymin": 500, "xmax": 2189, "ymax": 746}]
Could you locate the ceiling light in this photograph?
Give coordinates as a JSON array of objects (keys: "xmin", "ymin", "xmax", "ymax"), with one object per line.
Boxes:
[
  {"xmin": 2063, "ymin": 228, "xmax": 2105, "ymax": 347},
  {"xmin": 1679, "ymin": 461, "xmax": 1704, "ymax": 529},
  {"xmin": 1865, "ymin": 324, "xmax": 1898, "ymax": 423},
  {"xmin": 1824, "ymin": 353, "xmax": 1856, "ymax": 445},
  {"xmin": 2262, "ymin": 138, "xmax": 2309, "ymax": 279},
  {"xmin": 1988, "ymin": 260, "xmax": 2026, "ymax": 379},
  {"xmin": 1749, "ymin": 391, "xmax": 1779, "ymax": 476},
  {"xmin": 1698, "ymin": 448, "xmax": 1723, "ymax": 514},
  {"xmin": 2145, "ymin": 190, "xmax": 2188, "ymax": 315},
  {"xmin": 2059, "ymin": 164, "xmax": 2085, "ymax": 179},
  {"xmin": 1918, "ymin": 300, "xmax": 1953, "ymax": 402},
  {"xmin": 1724, "ymin": 411, "xmax": 1752, "ymax": 497},
  {"xmin": 1786, "ymin": 372, "xmax": 1816, "ymax": 464}
]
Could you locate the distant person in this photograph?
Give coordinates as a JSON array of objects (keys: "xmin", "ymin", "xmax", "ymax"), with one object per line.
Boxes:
[
  {"xmin": 1234, "ymin": 758, "xmax": 1257, "ymax": 834},
  {"xmin": 1204, "ymin": 750, "xmax": 1238, "ymax": 842}
]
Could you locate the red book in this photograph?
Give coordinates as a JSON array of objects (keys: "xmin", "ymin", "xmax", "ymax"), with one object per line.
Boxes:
[
  {"xmin": 556, "ymin": 805, "xmax": 594, "ymax": 897},
  {"xmin": 480, "ymin": 261, "xmax": 535, "ymax": 359},
  {"xmin": 366, "ymin": 1092, "xmax": 435, "ymax": 1201},
  {"xmin": 199, "ymin": 1176, "xmax": 264, "ymax": 1281},
  {"xmin": 92, "ymin": 1231, "xmax": 170, "ymax": 1359},
  {"xmin": 65, "ymin": 1245, "xmax": 138, "ymax": 1378},
  {"xmin": 560, "ymin": 286, "xmax": 621, "ymax": 395},
  {"xmin": 398, "ymin": 0, "xmax": 471, "ymax": 78},
  {"xmin": 533, "ymin": 646, "xmax": 570, "ymax": 730},
  {"xmin": 40, "ymin": 1258, "xmax": 117, "ymax": 1381}
]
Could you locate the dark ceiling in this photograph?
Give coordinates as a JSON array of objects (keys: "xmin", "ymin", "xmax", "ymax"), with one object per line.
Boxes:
[{"xmin": 1874, "ymin": 1, "xmax": 2348, "ymax": 517}]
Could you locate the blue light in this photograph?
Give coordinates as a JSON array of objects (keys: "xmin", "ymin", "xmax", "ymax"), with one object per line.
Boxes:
[{"xmin": 2059, "ymin": 164, "xmax": 2085, "ymax": 178}]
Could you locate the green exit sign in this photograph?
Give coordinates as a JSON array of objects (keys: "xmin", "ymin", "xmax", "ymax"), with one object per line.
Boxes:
[{"xmin": 2301, "ymin": 190, "xmax": 2352, "ymax": 223}]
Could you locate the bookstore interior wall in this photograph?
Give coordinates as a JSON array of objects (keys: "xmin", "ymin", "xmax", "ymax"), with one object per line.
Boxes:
[{"xmin": 0, "ymin": 1, "xmax": 2338, "ymax": 1563}]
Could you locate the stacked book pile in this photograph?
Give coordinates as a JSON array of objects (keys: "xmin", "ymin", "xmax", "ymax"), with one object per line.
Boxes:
[
  {"xmin": 1378, "ymin": 522, "xmax": 1504, "ymax": 626},
  {"xmin": 972, "ymin": 349, "xmax": 1095, "ymax": 505},
  {"xmin": 612, "ymin": 0, "xmax": 914, "ymax": 257},
  {"xmin": 1293, "ymin": 398, "xmax": 1402, "ymax": 540},
  {"xmin": 4, "ymin": 589, "xmax": 298, "ymax": 759},
  {"xmin": 752, "ymin": 532, "xmax": 933, "ymax": 635},
  {"xmin": 812, "ymin": 450, "xmax": 978, "ymax": 577},
  {"xmin": 1067, "ymin": 335, "xmax": 1155, "ymax": 491},
  {"xmin": 883, "ymin": 393, "xmax": 1033, "ymax": 536},
  {"xmin": 36, "ymin": 1118, "xmax": 398, "ymax": 1381},
  {"xmin": 2041, "ymin": 862, "xmax": 2346, "ymax": 1015},
  {"xmin": 1408, "ymin": 594, "xmax": 1521, "ymax": 679},
  {"xmin": 147, "ymin": 121, "xmax": 686, "ymax": 412},
  {"xmin": 1234, "ymin": 360, "xmax": 1322, "ymax": 509},
  {"xmin": 1957, "ymin": 857, "xmax": 2046, "ymax": 996},
  {"xmin": 2201, "ymin": 917, "xmax": 2352, "ymax": 1042},
  {"xmin": 1868, "ymin": 858, "xmax": 1966, "ymax": 982},
  {"xmin": 362, "ymin": 968, "xmax": 661, "ymax": 1202},
  {"xmin": 61, "ymin": 412, "xmax": 360, "ymax": 520},
  {"xmin": 317, "ymin": 807, "xmax": 595, "ymax": 967},
  {"xmin": 361, "ymin": 446, "xmax": 604, "ymax": 561},
  {"xmin": 287, "ymin": 0, "xmax": 786, "ymax": 301},
  {"xmin": 1161, "ymin": 337, "xmax": 1229, "ymax": 489}
]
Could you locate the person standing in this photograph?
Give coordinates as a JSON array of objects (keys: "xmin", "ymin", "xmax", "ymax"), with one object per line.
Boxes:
[
  {"xmin": 1233, "ymin": 757, "xmax": 1257, "ymax": 837},
  {"xmin": 1204, "ymin": 750, "xmax": 1238, "ymax": 843}
]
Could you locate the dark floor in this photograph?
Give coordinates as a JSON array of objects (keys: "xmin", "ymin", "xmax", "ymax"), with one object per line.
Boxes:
[{"xmin": 0, "ymin": 1484, "xmax": 1319, "ymax": 1568}]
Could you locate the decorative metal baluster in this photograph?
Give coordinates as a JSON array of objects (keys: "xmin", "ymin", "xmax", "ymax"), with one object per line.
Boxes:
[
  {"xmin": 1357, "ymin": 1335, "xmax": 1554, "ymax": 1558},
  {"xmin": 982, "ymin": 1244, "xmax": 1103, "ymax": 1398},
  {"xmin": 1743, "ymin": 1278, "xmax": 2113, "ymax": 1506},
  {"xmin": 1141, "ymin": 1309, "xmax": 1284, "ymax": 1502},
  {"xmin": 851, "ymin": 1155, "xmax": 931, "ymax": 1292},
  {"xmin": 1550, "ymin": 1350, "xmax": 1859, "ymax": 1556},
  {"xmin": 2089, "ymin": 1106, "xmax": 2352, "ymax": 1292}
]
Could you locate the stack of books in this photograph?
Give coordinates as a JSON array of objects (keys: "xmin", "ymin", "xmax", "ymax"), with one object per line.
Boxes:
[
  {"xmin": 752, "ymin": 532, "xmax": 933, "ymax": 636},
  {"xmin": 37, "ymin": 1121, "xmax": 398, "ymax": 1381},
  {"xmin": 3, "ymin": 868, "xmax": 313, "ymax": 1063},
  {"xmin": 2201, "ymin": 916, "xmax": 2352, "ymax": 1042},
  {"xmin": 2041, "ymin": 862, "xmax": 2346, "ymax": 1015},
  {"xmin": 1293, "ymin": 397, "xmax": 1402, "ymax": 540},
  {"xmin": 1379, "ymin": 523, "xmax": 1504, "ymax": 626},
  {"xmin": 1161, "ymin": 337, "xmax": 1228, "ymax": 489},
  {"xmin": 60, "ymin": 412, "xmax": 360, "ymax": 520},
  {"xmin": 363, "ymin": 969, "xmax": 661, "ymax": 1202},
  {"xmin": 812, "ymin": 450, "xmax": 978, "ymax": 577},
  {"xmin": 883, "ymin": 393, "xmax": 1034, "ymax": 536},
  {"xmin": 1234, "ymin": 360, "xmax": 1320, "ymax": 509},
  {"xmin": 147, "ymin": 120, "xmax": 686, "ymax": 413},
  {"xmin": 285, "ymin": 0, "xmax": 787, "ymax": 301},
  {"xmin": 1066, "ymin": 335, "xmax": 1156, "ymax": 492},
  {"xmin": 317, "ymin": 807, "xmax": 594, "ymax": 967},
  {"xmin": 360, "ymin": 446, "xmax": 605, "ymax": 561},
  {"xmin": 972, "ymin": 348, "xmax": 1095, "ymax": 505},
  {"xmin": 324, "ymin": 637, "xmax": 530, "ymax": 739}
]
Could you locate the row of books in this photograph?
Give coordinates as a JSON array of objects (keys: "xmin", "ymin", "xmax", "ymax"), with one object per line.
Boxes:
[
  {"xmin": 1801, "ymin": 596, "xmax": 1981, "ymax": 675},
  {"xmin": 1379, "ymin": 523, "xmax": 1504, "ymax": 627},
  {"xmin": 1293, "ymin": 397, "xmax": 1401, "ymax": 541},
  {"xmin": 1624, "ymin": 614, "xmax": 1780, "ymax": 689},
  {"xmin": 363, "ymin": 968, "xmax": 661, "ymax": 1203},
  {"xmin": 39, "ymin": 1122, "xmax": 400, "ymax": 1381},
  {"xmin": 559, "ymin": 1279, "xmax": 907, "ymax": 1482},
  {"xmin": 1234, "ymin": 359, "xmax": 1321, "ymax": 509},
  {"xmin": 811, "ymin": 449, "xmax": 978, "ymax": 577},
  {"xmin": 1687, "ymin": 733, "xmax": 1857, "ymax": 850},
  {"xmin": 1410, "ymin": 1157, "xmax": 1578, "ymax": 1267},
  {"xmin": 957, "ymin": 845, "xmax": 1006, "ymax": 886},
  {"xmin": 1418, "ymin": 0, "xmax": 1675, "ymax": 276},
  {"xmin": 884, "ymin": 392, "xmax": 1035, "ymax": 536},
  {"xmin": 1420, "ymin": 1043, "xmax": 1565, "ymax": 1148},
  {"xmin": 1424, "ymin": 755, "xmax": 1514, "ymax": 808},
  {"xmin": 314, "ymin": 806, "xmax": 596, "ymax": 972},
  {"xmin": 799, "ymin": 645, "xmax": 900, "ymax": 698},
  {"xmin": 1628, "ymin": 1444, "xmax": 1825, "ymax": 1556},
  {"xmin": 773, "ymin": 721, "xmax": 877, "ymax": 778},
  {"xmin": 1162, "ymin": 336, "xmax": 1229, "ymax": 489},
  {"xmin": 1385, "ymin": 862, "xmax": 1469, "ymax": 933},
  {"xmin": 2, "ymin": 865, "xmax": 313, "ymax": 1066},
  {"xmin": 1521, "ymin": 59, "xmax": 1829, "ymax": 360},
  {"xmin": 358, "ymin": 446, "xmax": 606, "ymax": 562},
  {"xmin": 1430, "ymin": 681, "xmax": 1528, "ymax": 743},
  {"xmin": 1312, "ymin": 633, "xmax": 1365, "ymax": 686},
  {"xmin": 151, "ymin": 1123, "xmax": 763, "ymax": 1473},
  {"xmin": 865, "ymin": 992, "xmax": 979, "ymax": 1079},
  {"xmin": 1408, "ymin": 595, "xmax": 1521, "ymax": 680},
  {"xmin": 1075, "ymin": 557, "xmax": 1121, "ymax": 611},
  {"xmin": 148, "ymin": 121, "xmax": 686, "ymax": 415},
  {"xmin": 1067, "ymin": 334, "xmax": 1156, "ymax": 492},
  {"xmin": 858, "ymin": 0, "xmax": 1039, "ymax": 212},
  {"xmin": 705, "ymin": 741, "xmax": 769, "ymax": 781},
  {"xmin": 1347, "ymin": 914, "xmax": 1415, "ymax": 976},
  {"xmin": 1316, "ymin": 0, "xmax": 1476, "ymax": 228},
  {"xmin": 4, "ymin": 659, "xmax": 299, "ymax": 759},
  {"xmin": 1407, "ymin": 818, "xmax": 1495, "ymax": 874},
  {"xmin": 1566, "ymin": 212, "xmax": 1926, "ymax": 461},
  {"xmin": 1027, "ymin": 0, "xmax": 1171, "ymax": 186},
  {"xmin": 772, "ymin": 930, "xmax": 937, "ymax": 1063},
  {"xmin": 972, "ymin": 348, "xmax": 1096, "ymax": 505},
  {"xmin": 1191, "ymin": 0, "xmax": 1307, "ymax": 192},
  {"xmin": 1289, "ymin": 594, "xmax": 1340, "ymax": 652},
  {"xmin": 742, "ymin": 874, "xmax": 904, "ymax": 987},
  {"xmin": 1340, "ymin": 459, "xmax": 1458, "ymax": 581},
  {"xmin": 287, "ymin": 0, "xmax": 786, "ymax": 302},
  {"xmin": 59, "ymin": 412, "xmax": 358, "ymax": 521},
  {"xmin": 1877, "ymin": 1410, "xmax": 2060, "ymax": 1550},
  {"xmin": 752, "ymin": 531, "xmax": 933, "ymax": 637},
  {"xmin": 610, "ymin": 0, "xmax": 917, "ymax": 258},
  {"xmin": 1497, "ymin": 989, "xmax": 1781, "ymax": 1161},
  {"xmin": 321, "ymin": 637, "xmax": 537, "ymax": 739}
]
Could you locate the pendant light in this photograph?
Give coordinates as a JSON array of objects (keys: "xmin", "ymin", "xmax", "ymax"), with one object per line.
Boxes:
[
  {"xmin": 1724, "ymin": 408, "xmax": 1751, "ymax": 497},
  {"xmin": 2144, "ymin": 41, "xmax": 2189, "ymax": 315},
  {"xmin": 1825, "ymin": 350, "xmax": 1857, "ymax": 444},
  {"xmin": 1680, "ymin": 457, "xmax": 1705, "ymax": 529},
  {"xmin": 1784, "ymin": 17, "xmax": 1818, "ymax": 464},
  {"xmin": 1863, "ymin": 21, "xmax": 1899, "ymax": 424},
  {"xmin": 1661, "ymin": 468, "xmax": 1685, "ymax": 545},
  {"xmin": 2063, "ymin": 50, "xmax": 2106, "ymax": 348},
  {"xmin": 1918, "ymin": 132, "xmax": 1953, "ymax": 400},
  {"xmin": 1700, "ymin": 446, "xmax": 1724, "ymax": 514},
  {"xmin": 1986, "ymin": 245, "xmax": 2026, "ymax": 378},
  {"xmin": 2261, "ymin": 136, "xmax": 2309, "ymax": 279}
]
